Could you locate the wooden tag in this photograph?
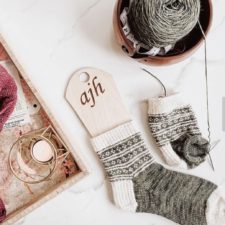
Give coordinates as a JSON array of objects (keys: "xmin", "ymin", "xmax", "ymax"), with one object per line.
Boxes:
[{"xmin": 65, "ymin": 67, "xmax": 131, "ymax": 137}]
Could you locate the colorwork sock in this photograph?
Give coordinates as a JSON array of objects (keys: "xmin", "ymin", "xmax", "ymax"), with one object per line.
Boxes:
[
  {"xmin": 148, "ymin": 93, "xmax": 209, "ymax": 169},
  {"xmin": 91, "ymin": 121, "xmax": 225, "ymax": 225}
]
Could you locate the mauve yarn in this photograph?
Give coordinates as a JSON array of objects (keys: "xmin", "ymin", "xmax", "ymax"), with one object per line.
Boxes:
[
  {"xmin": 0, "ymin": 64, "xmax": 17, "ymax": 222},
  {"xmin": 0, "ymin": 198, "xmax": 6, "ymax": 222},
  {"xmin": 0, "ymin": 64, "xmax": 17, "ymax": 131}
]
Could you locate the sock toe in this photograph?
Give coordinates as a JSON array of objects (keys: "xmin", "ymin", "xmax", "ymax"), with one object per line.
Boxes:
[{"xmin": 206, "ymin": 182, "xmax": 225, "ymax": 225}]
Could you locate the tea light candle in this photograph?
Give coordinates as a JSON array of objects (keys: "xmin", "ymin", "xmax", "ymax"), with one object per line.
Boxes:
[{"xmin": 32, "ymin": 140, "xmax": 54, "ymax": 163}]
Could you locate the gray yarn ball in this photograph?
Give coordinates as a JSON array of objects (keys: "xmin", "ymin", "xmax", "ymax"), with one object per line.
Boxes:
[{"xmin": 128, "ymin": 0, "xmax": 201, "ymax": 48}]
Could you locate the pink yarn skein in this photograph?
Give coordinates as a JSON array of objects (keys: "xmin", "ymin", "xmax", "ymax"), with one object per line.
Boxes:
[
  {"xmin": 0, "ymin": 64, "xmax": 17, "ymax": 131},
  {"xmin": 0, "ymin": 64, "xmax": 17, "ymax": 222},
  {"xmin": 0, "ymin": 198, "xmax": 6, "ymax": 223}
]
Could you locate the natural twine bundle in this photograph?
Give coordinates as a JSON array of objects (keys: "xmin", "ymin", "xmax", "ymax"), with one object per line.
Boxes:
[{"xmin": 128, "ymin": 0, "xmax": 201, "ymax": 48}]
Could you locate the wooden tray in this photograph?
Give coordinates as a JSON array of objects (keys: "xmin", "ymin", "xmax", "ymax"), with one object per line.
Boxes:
[{"xmin": 0, "ymin": 34, "xmax": 88, "ymax": 224}]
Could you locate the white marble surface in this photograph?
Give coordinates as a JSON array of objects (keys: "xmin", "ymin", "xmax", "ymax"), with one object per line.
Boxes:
[{"xmin": 1, "ymin": 0, "xmax": 225, "ymax": 224}]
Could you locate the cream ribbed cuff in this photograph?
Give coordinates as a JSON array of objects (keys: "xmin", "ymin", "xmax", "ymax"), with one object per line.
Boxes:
[
  {"xmin": 148, "ymin": 93, "xmax": 188, "ymax": 114},
  {"xmin": 111, "ymin": 180, "xmax": 137, "ymax": 212},
  {"xmin": 206, "ymin": 182, "xmax": 225, "ymax": 225},
  {"xmin": 91, "ymin": 121, "xmax": 137, "ymax": 152}
]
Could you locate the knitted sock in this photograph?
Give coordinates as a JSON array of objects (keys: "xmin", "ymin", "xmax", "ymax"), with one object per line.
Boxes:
[
  {"xmin": 91, "ymin": 121, "xmax": 225, "ymax": 225},
  {"xmin": 148, "ymin": 93, "xmax": 209, "ymax": 169}
]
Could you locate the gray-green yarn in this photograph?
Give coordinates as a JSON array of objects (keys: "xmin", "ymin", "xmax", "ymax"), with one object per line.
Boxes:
[
  {"xmin": 94, "ymin": 124, "xmax": 217, "ymax": 225},
  {"xmin": 171, "ymin": 133, "xmax": 209, "ymax": 168},
  {"xmin": 127, "ymin": 0, "xmax": 201, "ymax": 48},
  {"xmin": 133, "ymin": 163, "xmax": 216, "ymax": 225}
]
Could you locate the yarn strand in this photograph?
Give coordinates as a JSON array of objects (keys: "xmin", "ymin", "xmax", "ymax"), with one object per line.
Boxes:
[{"xmin": 142, "ymin": 68, "xmax": 167, "ymax": 97}]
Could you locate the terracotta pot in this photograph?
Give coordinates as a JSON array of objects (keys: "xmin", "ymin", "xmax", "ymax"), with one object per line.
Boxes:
[{"xmin": 113, "ymin": 0, "xmax": 213, "ymax": 66}]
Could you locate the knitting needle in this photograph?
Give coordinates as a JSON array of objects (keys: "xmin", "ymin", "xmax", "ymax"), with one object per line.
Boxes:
[
  {"xmin": 210, "ymin": 139, "xmax": 221, "ymax": 152},
  {"xmin": 198, "ymin": 20, "xmax": 215, "ymax": 172}
]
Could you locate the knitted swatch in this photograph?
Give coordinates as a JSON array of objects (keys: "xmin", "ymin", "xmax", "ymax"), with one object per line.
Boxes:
[
  {"xmin": 0, "ymin": 198, "xmax": 6, "ymax": 222},
  {"xmin": 91, "ymin": 121, "xmax": 225, "ymax": 225},
  {"xmin": 148, "ymin": 93, "xmax": 209, "ymax": 169},
  {"xmin": 0, "ymin": 64, "xmax": 16, "ymax": 223},
  {"xmin": 0, "ymin": 64, "xmax": 17, "ymax": 131}
]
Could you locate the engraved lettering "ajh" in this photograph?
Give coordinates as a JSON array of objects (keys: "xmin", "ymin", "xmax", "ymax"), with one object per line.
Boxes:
[{"xmin": 80, "ymin": 76, "xmax": 105, "ymax": 107}]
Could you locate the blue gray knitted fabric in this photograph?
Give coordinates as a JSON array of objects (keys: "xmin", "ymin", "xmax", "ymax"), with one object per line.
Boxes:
[{"xmin": 91, "ymin": 122, "xmax": 224, "ymax": 225}]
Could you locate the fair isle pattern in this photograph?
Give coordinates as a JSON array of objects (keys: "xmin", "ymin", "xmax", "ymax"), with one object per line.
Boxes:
[
  {"xmin": 92, "ymin": 122, "xmax": 225, "ymax": 224},
  {"xmin": 96, "ymin": 133, "xmax": 154, "ymax": 182},
  {"xmin": 148, "ymin": 105, "xmax": 201, "ymax": 147}
]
